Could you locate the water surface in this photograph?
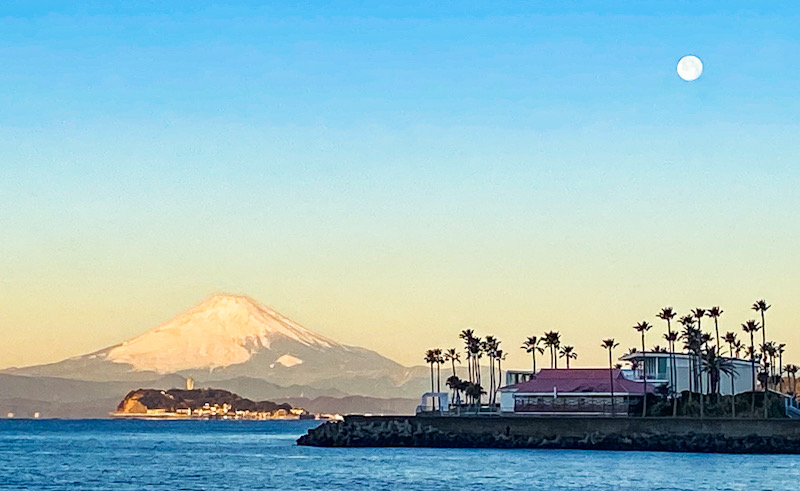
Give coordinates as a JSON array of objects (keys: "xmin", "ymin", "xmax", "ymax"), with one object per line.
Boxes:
[{"xmin": 0, "ymin": 419, "xmax": 797, "ymax": 490}]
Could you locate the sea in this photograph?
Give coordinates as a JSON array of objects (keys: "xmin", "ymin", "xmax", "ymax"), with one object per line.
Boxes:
[{"xmin": 0, "ymin": 419, "xmax": 798, "ymax": 490}]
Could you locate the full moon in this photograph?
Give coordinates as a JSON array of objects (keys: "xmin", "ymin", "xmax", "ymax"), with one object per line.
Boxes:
[{"xmin": 677, "ymin": 55, "xmax": 703, "ymax": 81}]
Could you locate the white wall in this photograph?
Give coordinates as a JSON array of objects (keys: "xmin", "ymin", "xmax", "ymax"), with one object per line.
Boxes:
[
  {"xmin": 500, "ymin": 391, "xmax": 516, "ymax": 412},
  {"xmin": 633, "ymin": 354, "xmax": 758, "ymax": 396}
]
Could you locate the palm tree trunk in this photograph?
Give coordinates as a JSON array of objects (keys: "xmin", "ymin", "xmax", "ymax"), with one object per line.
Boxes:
[
  {"xmin": 669, "ymin": 336, "xmax": 677, "ymax": 417},
  {"xmin": 608, "ymin": 350, "xmax": 615, "ymax": 417},
  {"xmin": 436, "ymin": 363, "xmax": 441, "ymax": 393},
  {"xmin": 641, "ymin": 333, "xmax": 647, "ymax": 418},
  {"xmin": 498, "ymin": 357, "xmax": 503, "ymax": 400},
  {"xmin": 731, "ymin": 373, "xmax": 736, "ymax": 418},
  {"xmin": 489, "ymin": 358, "xmax": 495, "ymax": 406},
  {"xmin": 750, "ymin": 332, "xmax": 756, "ymax": 414},
  {"xmin": 700, "ymin": 375, "xmax": 705, "ymax": 419},
  {"xmin": 761, "ymin": 311, "xmax": 768, "ymax": 419},
  {"xmin": 531, "ymin": 352, "xmax": 536, "ymax": 376}
]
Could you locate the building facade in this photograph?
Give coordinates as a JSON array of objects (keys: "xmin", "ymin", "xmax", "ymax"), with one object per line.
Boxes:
[
  {"xmin": 499, "ymin": 368, "xmax": 654, "ymax": 416},
  {"xmin": 620, "ymin": 351, "xmax": 759, "ymax": 396}
]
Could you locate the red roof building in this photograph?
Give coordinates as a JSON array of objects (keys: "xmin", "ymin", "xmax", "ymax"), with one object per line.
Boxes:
[
  {"xmin": 499, "ymin": 369, "xmax": 655, "ymax": 415},
  {"xmin": 505, "ymin": 368, "xmax": 655, "ymax": 395}
]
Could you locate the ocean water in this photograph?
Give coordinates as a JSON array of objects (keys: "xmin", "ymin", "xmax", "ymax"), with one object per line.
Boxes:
[{"xmin": 0, "ymin": 419, "xmax": 798, "ymax": 490}]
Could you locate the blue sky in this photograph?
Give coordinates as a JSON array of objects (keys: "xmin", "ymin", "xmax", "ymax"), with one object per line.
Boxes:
[{"xmin": 1, "ymin": 1, "xmax": 799, "ymax": 368}]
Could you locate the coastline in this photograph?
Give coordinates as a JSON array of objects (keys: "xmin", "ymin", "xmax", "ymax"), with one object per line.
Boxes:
[{"xmin": 297, "ymin": 415, "xmax": 800, "ymax": 454}]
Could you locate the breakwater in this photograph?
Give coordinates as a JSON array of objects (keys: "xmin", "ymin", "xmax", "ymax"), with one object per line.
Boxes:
[{"xmin": 297, "ymin": 415, "xmax": 800, "ymax": 453}]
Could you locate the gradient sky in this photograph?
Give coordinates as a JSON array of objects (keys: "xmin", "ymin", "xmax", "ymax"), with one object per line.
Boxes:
[{"xmin": 2, "ymin": 1, "xmax": 799, "ymax": 370}]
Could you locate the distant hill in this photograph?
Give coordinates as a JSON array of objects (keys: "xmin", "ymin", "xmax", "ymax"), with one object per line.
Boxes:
[{"xmin": 116, "ymin": 388, "xmax": 294, "ymax": 416}]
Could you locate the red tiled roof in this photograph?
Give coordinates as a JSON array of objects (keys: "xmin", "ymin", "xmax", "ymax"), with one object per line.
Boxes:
[{"xmin": 505, "ymin": 368, "xmax": 655, "ymax": 395}]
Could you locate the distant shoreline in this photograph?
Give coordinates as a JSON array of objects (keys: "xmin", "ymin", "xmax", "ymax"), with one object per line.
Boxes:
[{"xmin": 109, "ymin": 412, "xmax": 330, "ymax": 421}]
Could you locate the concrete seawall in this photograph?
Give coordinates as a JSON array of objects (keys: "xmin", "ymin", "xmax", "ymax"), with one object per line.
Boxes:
[
  {"xmin": 297, "ymin": 415, "xmax": 800, "ymax": 453},
  {"xmin": 388, "ymin": 415, "xmax": 800, "ymax": 438}
]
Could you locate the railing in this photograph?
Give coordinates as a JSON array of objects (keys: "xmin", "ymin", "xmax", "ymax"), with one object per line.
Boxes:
[
  {"xmin": 514, "ymin": 399, "xmax": 628, "ymax": 415},
  {"xmin": 785, "ymin": 396, "xmax": 800, "ymax": 419}
]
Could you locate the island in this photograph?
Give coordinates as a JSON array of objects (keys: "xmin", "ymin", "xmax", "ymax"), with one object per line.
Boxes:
[{"xmin": 113, "ymin": 388, "xmax": 316, "ymax": 420}]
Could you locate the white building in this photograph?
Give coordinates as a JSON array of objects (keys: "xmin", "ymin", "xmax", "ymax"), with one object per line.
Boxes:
[{"xmin": 620, "ymin": 351, "xmax": 759, "ymax": 396}]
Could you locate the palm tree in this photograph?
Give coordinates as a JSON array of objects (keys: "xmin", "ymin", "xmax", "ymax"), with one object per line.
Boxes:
[
  {"xmin": 701, "ymin": 350, "xmax": 738, "ymax": 417},
  {"xmin": 446, "ymin": 375, "xmax": 463, "ymax": 406},
  {"xmin": 707, "ymin": 306, "xmax": 723, "ymax": 355},
  {"xmin": 483, "ymin": 336, "xmax": 501, "ymax": 406},
  {"xmin": 752, "ymin": 299, "xmax": 771, "ymax": 415},
  {"xmin": 473, "ymin": 341, "xmax": 483, "ymax": 387},
  {"xmin": 460, "ymin": 331, "xmax": 481, "ymax": 386},
  {"xmin": 444, "ymin": 348, "xmax": 461, "ymax": 378},
  {"xmin": 464, "ymin": 382, "xmax": 486, "ymax": 409},
  {"xmin": 424, "ymin": 350, "xmax": 437, "ymax": 407},
  {"xmin": 663, "ymin": 330, "xmax": 679, "ymax": 417},
  {"xmin": 459, "ymin": 330, "xmax": 475, "ymax": 383},
  {"xmin": 657, "ymin": 307, "xmax": 678, "ymax": 415},
  {"xmin": 741, "ymin": 319, "xmax": 761, "ymax": 414},
  {"xmin": 601, "ymin": 339, "xmax": 619, "ymax": 416},
  {"xmin": 761, "ymin": 342, "xmax": 776, "ymax": 386},
  {"xmin": 722, "ymin": 332, "xmax": 738, "ymax": 358},
  {"xmin": 733, "ymin": 339, "xmax": 743, "ymax": 359},
  {"xmin": 543, "ymin": 331, "xmax": 561, "ymax": 369},
  {"xmin": 495, "ymin": 349, "xmax": 507, "ymax": 401},
  {"xmin": 679, "ymin": 314, "xmax": 700, "ymax": 396},
  {"xmin": 777, "ymin": 343, "xmax": 786, "ymax": 392},
  {"xmin": 634, "ymin": 321, "xmax": 652, "ymax": 417},
  {"xmin": 433, "ymin": 348, "xmax": 444, "ymax": 393},
  {"xmin": 752, "ymin": 299, "xmax": 771, "ymax": 357},
  {"xmin": 785, "ymin": 364, "xmax": 799, "ymax": 394},
  {"xmin": 691, "ymin": 308, "xmax": 707, "ymax": 395},
  {"xmin": 692, "ymin": 308, "xmax": 707, "ymax": 334},
  {"xmin": 481, "ymin": 337, "xmax": 496, "ymax": 404},
  {"xmin": 559, "ymin": 345, "xmax": 577, "ymax": 369},
  {"xmin": 521, "ymin": 336, "xmax": 544, "ymax": 376},
  {"xmin": 700, "ymin": 346, "xmax": 734, "ymax": 417}
]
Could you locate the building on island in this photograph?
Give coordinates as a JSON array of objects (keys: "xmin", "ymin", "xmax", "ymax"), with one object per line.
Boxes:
[{"xmin": 499, "ymin": 369, "xmax": 654, "ymax": 416}]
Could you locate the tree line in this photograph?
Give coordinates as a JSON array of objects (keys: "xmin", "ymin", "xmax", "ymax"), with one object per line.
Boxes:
[{"xmin": 424, "ymin": 298, "xmax": 796, "ymax": 418}]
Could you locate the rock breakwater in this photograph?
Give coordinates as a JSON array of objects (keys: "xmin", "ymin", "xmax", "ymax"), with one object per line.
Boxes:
[{"xmin": 297, "ymin": 417, "xmax": 800, "ymax": 453}]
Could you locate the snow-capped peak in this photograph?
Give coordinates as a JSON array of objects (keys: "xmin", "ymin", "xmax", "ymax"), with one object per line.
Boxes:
[{"xmin": 105, "ymin": 294, "xmax": 340, "ymax": 373}]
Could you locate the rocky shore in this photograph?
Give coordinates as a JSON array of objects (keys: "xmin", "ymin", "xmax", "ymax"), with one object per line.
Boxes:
[{"xmin": 297, "ymin": 417, "xmax": 800, "ymax": 454}]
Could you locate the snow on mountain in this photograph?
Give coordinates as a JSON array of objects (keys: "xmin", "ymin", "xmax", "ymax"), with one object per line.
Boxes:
[
  {"xmin": 104, "ymin": 294, "xmax": 340, "ymax": 373},
  {"xmin": 274, "ymin": 354, "xmax": 303, "ymax": 368}
]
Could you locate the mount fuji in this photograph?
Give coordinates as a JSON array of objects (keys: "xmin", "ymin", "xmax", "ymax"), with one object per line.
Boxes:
[{"xmin": 3, "ymin": 295, "xmax": 429, "ymax": 416}]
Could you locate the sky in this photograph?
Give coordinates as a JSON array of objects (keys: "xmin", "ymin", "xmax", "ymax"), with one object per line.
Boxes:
[{"xmin": 1, "ymin": 1, "xmax": 799, "ymax": 370}]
